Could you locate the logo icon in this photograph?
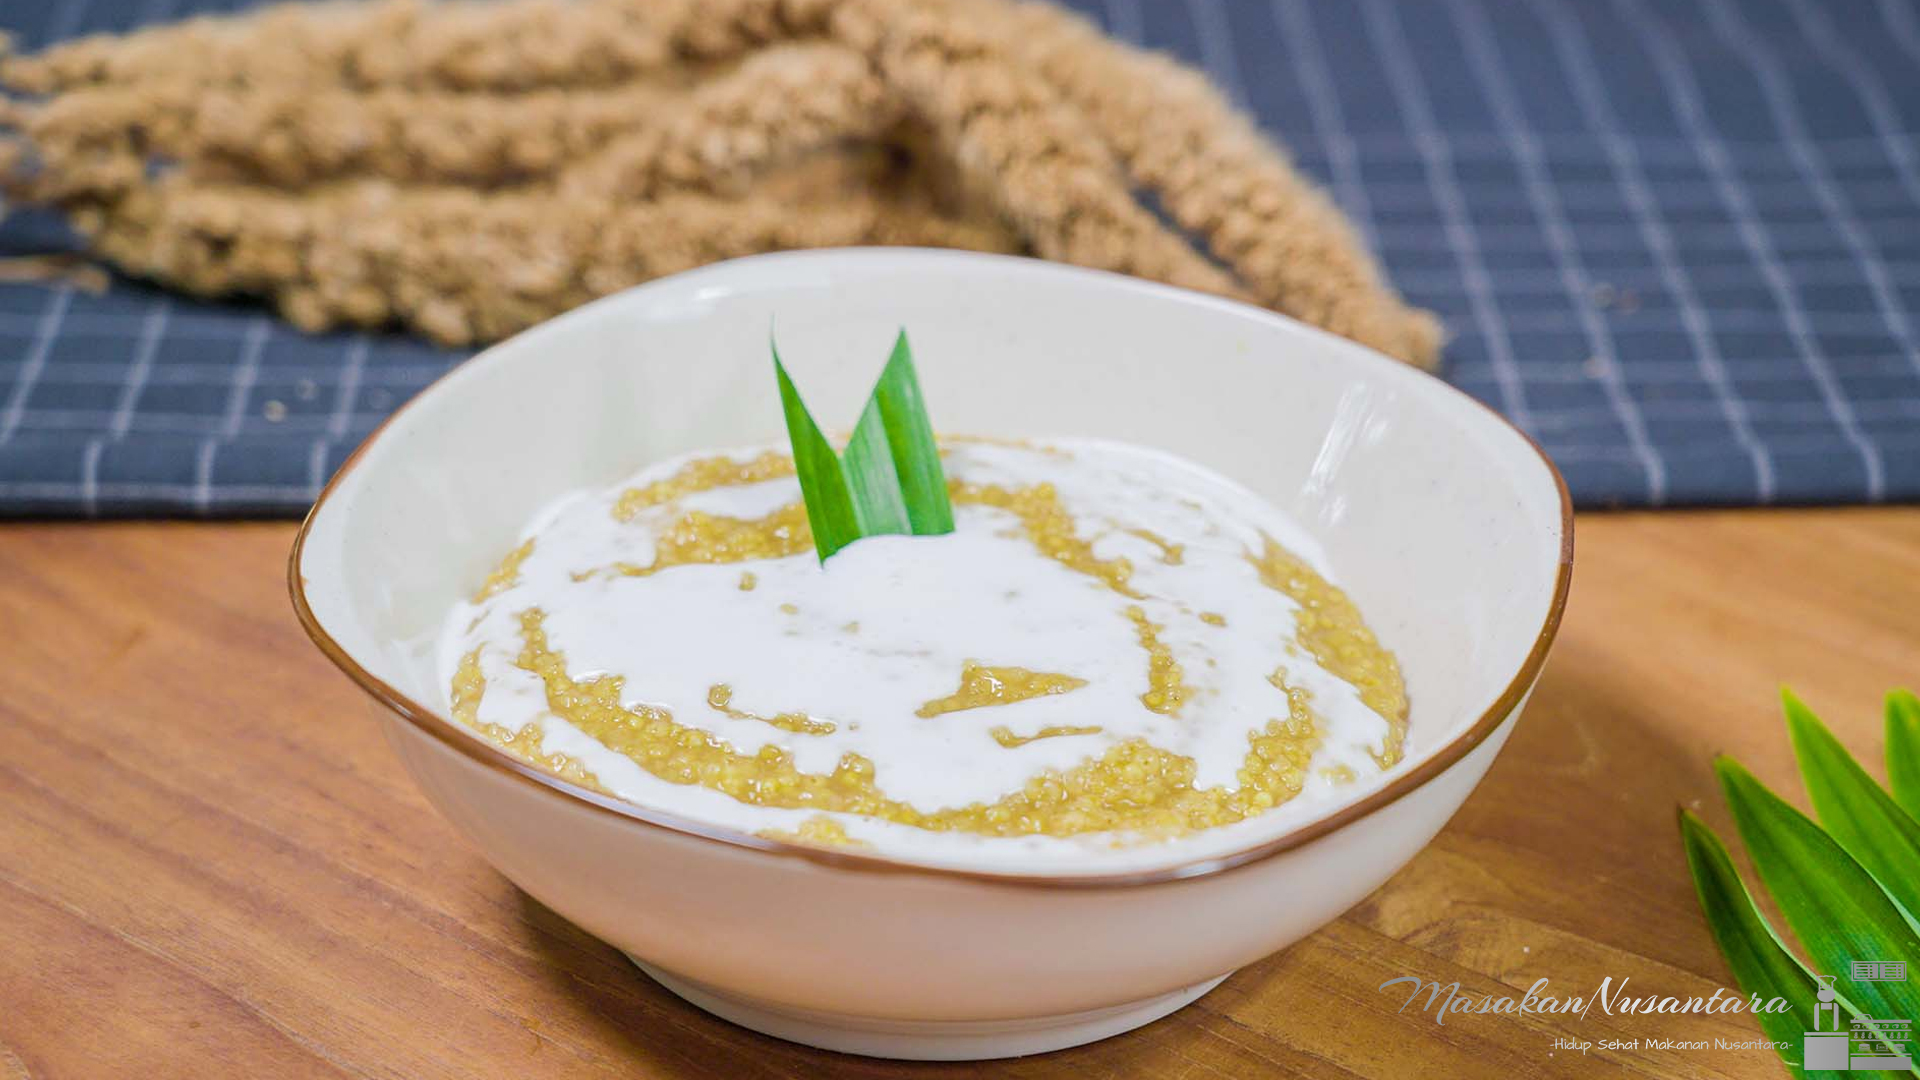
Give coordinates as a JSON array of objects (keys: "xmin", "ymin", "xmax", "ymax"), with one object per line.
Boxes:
[
  {"xmin": 1803, "ymin": 971, "xmax": 1914, "ymax": 1071},
  {"xmin": 1853, "ymin": 962, "xmax": 1909, "ymax": 983}
]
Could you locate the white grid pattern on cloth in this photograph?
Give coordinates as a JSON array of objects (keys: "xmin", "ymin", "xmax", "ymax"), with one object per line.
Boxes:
[
  {"xmin": 1271, "ymin": 0, "xmax": 1383, "ymax": 254},
  {"xmin": 0, "ymin": 286, "xmax": 73, "ymax": 444},
  {"xmin": 1, "ymin": 0, "xmax": 1918, "ymax": 515},
  {"xmin": 1444, "ymin": 0, "xmax": 1667, "ymax": 502},
  {"xmin": 1784, "ymin": 0, "xmax": 1920, "ymax": 213},
  {"xmin": 1883, "ymin": 0, "xmax": 1920, "ymax": 63},
  {"xmin": 1612, "ymin": 0, "xmax": 1887, "ymax": 498},
  {"xmin": 1525, "ymin": 0, "xmax": 1774, "ymax": 498},
  {"xmin": 0, "ymin": 0, "xmax": 89, "ymax": 452},
  {"xmin": 1705, "ymin": 0, "xmax": 1920, "ymax": 381},
  {"xmin": 1359, "ymin": 0, "xmax": 1540, "ymax": 436}
]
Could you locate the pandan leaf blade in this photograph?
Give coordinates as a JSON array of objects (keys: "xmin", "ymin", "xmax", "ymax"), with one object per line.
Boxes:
[
  {"xmin": 1716, "ymin": 757, "xmax": 1920, "ymax": 1050},
  {"xmin": 774, "ymin": 346, "xmax": 864, "ymax": 561},
  {"xmin": 840, "ymin": 398, "xmax": 913, "ymax": 538},
  {"xmin": 1679, "ymin": 810, "xmax": 1825, "ymax": 1078},
  {"xmin": 773, "ymin": 331, "xmax": 956, "ymax": 562},
  {"xmin": 863, "ymin": 332, "xmax": 953, "ymax": 536},
  {"xmin": 1784, "ymin": 689, "xmax": 1920, "ymax": 923},
  {"xmin": 1891, "ymin": 689, "xmax": 1920, "ymax": 818}
]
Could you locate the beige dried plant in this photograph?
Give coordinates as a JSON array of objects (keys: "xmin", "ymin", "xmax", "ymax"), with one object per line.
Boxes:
[{"xmin": 0, "ymin": 0, "xmax": 1440, "ymax": 366}]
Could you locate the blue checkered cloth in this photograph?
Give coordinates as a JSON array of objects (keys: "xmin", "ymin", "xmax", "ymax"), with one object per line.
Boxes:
[{"xmin": 3, "ymin": 0, "xmax": 1918, "ymax": 516}]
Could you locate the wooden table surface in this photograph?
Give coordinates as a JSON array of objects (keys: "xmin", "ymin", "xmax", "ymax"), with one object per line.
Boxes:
[{"xmin": 2, "ymin": 508, "xmax": 1916, "ymax": 1079}]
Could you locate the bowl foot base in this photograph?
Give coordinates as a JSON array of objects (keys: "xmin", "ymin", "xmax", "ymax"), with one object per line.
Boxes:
[{"xmin": 626, "ymin": 955, "xmax": 1230, "ymax": 1061}]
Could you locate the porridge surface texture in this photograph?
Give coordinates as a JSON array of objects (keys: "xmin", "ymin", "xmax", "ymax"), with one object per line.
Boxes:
[{"xmin": 440, "ymin": 438, "xmax": 1408, "ymax": 866}]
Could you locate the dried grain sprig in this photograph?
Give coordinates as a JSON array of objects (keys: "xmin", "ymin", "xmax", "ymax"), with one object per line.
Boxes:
[
  {"xmin": 990, "ymin": 0, "xmax": 1440, "ymax": 363},
  {"xmin": 857, "ymin": 1, "xmax": 1247, "ymax": 303},
  {"xmin": 71, "ymin": 162, "xmax": 1017, "ymax": 344},
  {"xmin": 4, "ymin": 41, "xmax": 886, "ymax": 195},
  {"xmin": 563, "ymin": 42, "xmax": 895, "ymax": 198},
  {"xmin": 0, "ymin": 0, "xmax": 1438, "ymax": 365},
  {"xmin": 0, "ymin": 0, "xmax": 828, "ymax": 95}
]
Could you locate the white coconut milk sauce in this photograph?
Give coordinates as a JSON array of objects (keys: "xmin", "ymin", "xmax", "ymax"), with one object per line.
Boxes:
[{"xmin": 438, "ymin": 438, "xmax": 1405, "ymax": 870}]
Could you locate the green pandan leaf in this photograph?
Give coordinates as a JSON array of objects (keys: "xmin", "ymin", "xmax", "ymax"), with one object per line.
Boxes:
[
  {"xmin": 1716, "ymin": 757, "xmax": 1920, "ymax": 1055},
  {"xmin": 1683, "ymin": 810, "xmax": 1914, "ymax": 1076},
  {"xmin": 1890, "ymin": 689, "xmax": 1920, "ymax": 819},
  {"xmin": 774, "ymin": 344, "xmax": 864, "ymax": 561},
  {"xmin": 1680, "ymin": 810, "xmax": 1824, "ymax": 1078},
  {"xmin": 1785, "ymin": 689, "xmax": 1920, "ymax": 923},
  {"xmin": 773, "ymin": 331, "xmax": 955, "ymax": 562},
  {"xmin": 847, "ymin": 333, "xmax": 953, "ymax": 537},
  {"xmin": 840, "ymin": 392, "xmax": 913, "ymax": 539}
]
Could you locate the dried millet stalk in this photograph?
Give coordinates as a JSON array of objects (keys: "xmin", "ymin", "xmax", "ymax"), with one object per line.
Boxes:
[
  {"xmin": 0, "ymin": 0, "xmax": 1440, "ymax": 367},
  {"xmin": 76, "ymin": 154, "xmax": 1018, "ymax": 345},
  {"xmin": 7, "ymin": 41, "xmax": 888, "ymax": 195},
  {"xmin": 562, "ymin": 42, "xmax": 897, "ymax": 199},
  {"xmin": 14, "ymin": 78, "xmax": 676, "ymax": 194},
  {"xmin": 974, "ymin": 0, "xmax": 1441, "ymax": 362},
  {"xmin": 1, "ymin": 0, "xmax": 832, "ymax": 94},
  {"xmin": 853, "ymin": 0, "xmax": 1247, "ymax": 302}
]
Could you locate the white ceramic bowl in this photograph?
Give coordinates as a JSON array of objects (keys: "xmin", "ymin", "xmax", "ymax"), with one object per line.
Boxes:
[{"xmin": 291, "ymin": 249, "xmax": 1571, "ymax": 1061}]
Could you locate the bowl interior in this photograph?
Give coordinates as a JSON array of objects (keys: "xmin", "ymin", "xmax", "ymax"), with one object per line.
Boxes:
[{"xmin": 296, "ymin": 249, "xmax": 1568, "ymax": 871}]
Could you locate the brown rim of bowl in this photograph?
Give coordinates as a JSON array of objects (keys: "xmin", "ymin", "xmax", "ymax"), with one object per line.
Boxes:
[{"xmin": 286, "ymin": 269, "xmax": 1574, "ymax": 891}]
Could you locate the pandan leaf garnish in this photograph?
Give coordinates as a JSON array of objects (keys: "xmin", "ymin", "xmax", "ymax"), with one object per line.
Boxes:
[
  {"xmin": 1785, "ymin": 690, "xmax": 1920, "ymax": 923},
  {"xmin": 1679, "ymin": 809, "xmax": 1834, "ymax": 1077},
  {"xmin": 1682, "ymin": 688, "xmax": 1920, "ymax": 1076},
  {"xmin": 1890, "ymin": 689, "xmax": 1920, "ymax": 818},
  {"xmin": 774, "ymin": 330, "xmax": 954, "ymax": 562}
]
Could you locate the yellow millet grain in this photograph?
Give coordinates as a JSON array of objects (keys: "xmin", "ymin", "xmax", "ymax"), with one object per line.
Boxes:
[
  {"xmin": 914, "ymin": 661, "xmax": 1088, "ymax": 718},
  {"xmin": 450, "ymin": 648, "xmax": 607, "ymax": 792},
  {"xmin": 504, "ymin": 607, "xmax": 1345, "ymax": 837},
  {"xmin": 989, "ymin": 724, "xmax": 1104, "ymax": 748},
  {"xmin": 450, "ymin": 450, "xmax": 1409, "ymax": 839},
  {"xmin": 1250, "ymin": 539, "xmax": 1409, "ymax": 766},
  {"xmin": 1235, "ymin": 670, "xmax": 1321, "ymax": 811},
  {"xmin": 757, "ymin": 815, "xmax": 871, "ymax": 849},
  {"xmin": 1127, "ymin": 527, "xmax": 1184, "ymax": 565},
  {"xmin": 472, "ymin": 537, "xmax": 534, "ymax": 601},
  {"xmin": 1124, "ymin": 605, "xmax": 1191, "ymax": 716},
  {"xmin": 606, "ymin": 502, "xmax": 813, "ymax": 577},
  {"xmin": 612, "ymin": 449, "xmax": 796, "ymax": 520},
  {"xmin": 948, "ymin": 479, "xmax": 1138, "ymax": 596},
  {"xmin": 707, "ymin": 683, "xmax": 837, "ymax": 736}
]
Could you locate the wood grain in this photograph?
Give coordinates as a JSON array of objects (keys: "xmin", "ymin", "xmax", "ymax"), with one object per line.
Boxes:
[{"xmin": 1, "ymin": 509, "xmax": 1916, "ymax": 1079}]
